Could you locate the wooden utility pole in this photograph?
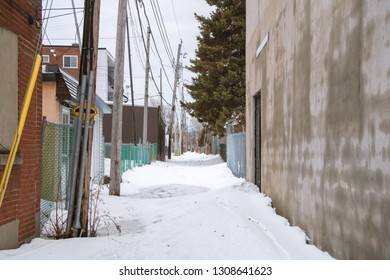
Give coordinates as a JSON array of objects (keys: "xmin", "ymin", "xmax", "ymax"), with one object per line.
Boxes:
[
  {"xmin": 110, "ymin": 0, "xmax": 127, "ymax": 196},
  {"xmin": 158, "ymin": 68, "xmax": 165, "ymax": 161},
  {"xmin": 81, "ymin": 0, "xmax": 101, "ymax": 235},
  {"xmin": 160, "ymin": 68, "xmax": 163, "ymax": 111},
  {"xmin": 126, "ymin": 10, "xmax": 137, "ymax": 144},
  {"xmin": 142, "ymin": 27, "xmax": 151, "ymax": 145},
  {"xmin": 180, "ymin": 86, "xmax": 185, "ymax": 154},
  {"xmin": 168, "ymin": 42, "xmax": 182, "ymax": 159},
  {"xmin": 66, "ymin": 0, "xmax": 99, "ymax": 236}
]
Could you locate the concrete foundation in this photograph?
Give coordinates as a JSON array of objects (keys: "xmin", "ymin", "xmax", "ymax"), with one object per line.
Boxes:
[{"xmin": 0, "ymin": 220, "xmax": 19, "ymax": 250}]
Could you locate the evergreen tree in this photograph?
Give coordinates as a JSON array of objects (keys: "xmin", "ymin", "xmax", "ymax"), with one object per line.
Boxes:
[{"xmin": 183, "ymin": 0, "xmax": 245, "ymax": 135}]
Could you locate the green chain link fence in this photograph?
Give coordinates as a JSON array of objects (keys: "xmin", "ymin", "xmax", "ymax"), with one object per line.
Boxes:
[
  {"xmin": 40, "ymin": 121, "xmax": 73, "ymax": 234},
  {"xmin": 105, "ymin": 143, "xmax": 158, "ymax": 174}
]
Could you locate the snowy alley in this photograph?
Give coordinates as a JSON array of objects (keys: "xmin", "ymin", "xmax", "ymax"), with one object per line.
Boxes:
[{"xmin": 0, "ymin": 152, "xmax": 332, "ymax": 260}]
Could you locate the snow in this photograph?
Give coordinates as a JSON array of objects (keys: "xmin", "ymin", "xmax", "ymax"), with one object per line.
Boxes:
[{"xmin": 0, "ymin": 152, "xmax": 332, "ymax": 260}]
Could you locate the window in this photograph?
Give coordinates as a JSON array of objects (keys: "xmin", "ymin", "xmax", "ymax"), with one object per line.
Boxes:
[
  {"xmin": 61, "ymin": 107, "xmax": 70, "ymax": 124},
  {"xmin": 63, "ymin": 55, "xmax": 78, "ymax": 68},
  {"xmin": 42, "ymin": 55, "xmax": 50, "ymax": 63}
]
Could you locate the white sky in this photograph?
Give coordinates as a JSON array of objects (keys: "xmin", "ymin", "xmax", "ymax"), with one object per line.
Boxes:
[{"xmin": 42, "ymin": 0, "xmax": 213, "ymax": 106}]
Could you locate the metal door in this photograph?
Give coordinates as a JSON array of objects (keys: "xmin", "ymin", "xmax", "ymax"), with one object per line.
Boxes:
[{"xmin": 254, "ymin": 92, "xmax": 261, "ymax": 191}]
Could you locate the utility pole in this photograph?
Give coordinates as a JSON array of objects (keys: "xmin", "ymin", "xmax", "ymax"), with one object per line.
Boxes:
[
  {"xmin": 180, "ymin": 86, "xmax": 185, "ymax": 154},
  {"xmin": 158, "ymin": 68, "xmax": 165, "ymax": 161},
  {"xmin": 80, "ymin": 0, "xmax": 101, "ymax": 235},
  {"xmin": 143, "ymin": 27, "xmax": 151, "ymax": 145},
  {"xmin": 160, "ymin": 68, "xmax": 163, "ymax": 111},
  {"xmin": 110, "ymin": 0, "xmax": 127, "ymax": 196},
  {"xmin": 168, "ymin": 41, "xmax": 182, "ymax": 159},
  {"xmin": 126, "ymin": 9, "xmax": 137, "ymax": 144},
  {"xmin": 66, "ymin": 0, "xmax": 100, "ymax": 237}
]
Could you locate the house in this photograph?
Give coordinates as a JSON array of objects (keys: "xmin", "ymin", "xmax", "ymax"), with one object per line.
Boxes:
[
  {"xmin": 96, "ymin": 48, "xmax": 115, "ymax": 102},
  {"xmin": 42, "ymin": 44, "xmax": 80, "ymax": 80},
  {"xmin": 0, "ymin": 0, "xmax": 42, "ymax": 250},
  {"xmin": 42, "ymin": 65, "xmax": 73, "ymax": 124},
  {"xmin": 41, "ymin": 45, "xmax": 111, "ymax": 183},
  {"xmin": 246, "ymin": 0, "xmax": 390, "ymax": 259}
]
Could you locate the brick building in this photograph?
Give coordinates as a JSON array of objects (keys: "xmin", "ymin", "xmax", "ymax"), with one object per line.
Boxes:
[
  {"xmin": 42, "ymin": 44, "xmax": 81, "ymax": 79},
  {"xmin": 0, "ymin": 0, "xmax": 43, "ymax": 249}
]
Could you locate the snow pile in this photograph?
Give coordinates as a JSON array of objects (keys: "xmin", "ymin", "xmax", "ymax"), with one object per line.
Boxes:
[{"xmin": 0, "ymin": 152, "xmax": 332, "ymax": 260}]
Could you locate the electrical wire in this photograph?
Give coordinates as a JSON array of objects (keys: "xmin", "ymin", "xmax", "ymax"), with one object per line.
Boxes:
[
  {"xmin": 150, "ymin": 0, "xmax": 175, "ymax": 65},
  {"xmin": 128, "ymin": 1, "xmax": 146, "ymax": 69},
  {"xmin": 42, "ymin": 11, "xmax": 83, "ymax": 20},
  {"xmin": 170, "ymin": 0, "xmax": 182, "ymax": 40},
  {"xmin": 136, "ymin": 0, "xmax": 176, "ymax": 94},
  {"xmin": 134, "ymin": 0, "xmax": 172, "ymax": 106},
  {"xmin": 42, "ymin": 7, "xmax": 83, "ymax": 11}
]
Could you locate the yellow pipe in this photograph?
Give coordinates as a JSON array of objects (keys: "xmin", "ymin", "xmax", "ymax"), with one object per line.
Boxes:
[{"xmin": 0, "ymin": 54, "xmax": 42, "ymax": 207}]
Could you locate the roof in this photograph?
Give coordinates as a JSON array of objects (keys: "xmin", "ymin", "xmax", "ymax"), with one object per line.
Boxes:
[{"xmin": 59, "ymin": 68, "xmax": 112, "ymax": 114}]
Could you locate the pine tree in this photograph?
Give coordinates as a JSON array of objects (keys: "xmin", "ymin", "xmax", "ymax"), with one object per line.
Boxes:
[{"xmin": 183, "ymin": 0, "xmax": 245, "ymax": 135}]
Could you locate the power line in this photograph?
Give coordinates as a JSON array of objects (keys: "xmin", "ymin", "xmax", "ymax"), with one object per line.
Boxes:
[
  {"xmin": 129, "ymin": 0, "xmax": 146, "ymax": 70},
  {"xmin": 42, "ymin": 11, "xmax": 83, "ymax": 20},
  {"xmin": 42, "ymin": 7, "xmax": 83, "ymax": 11},
  {"xmin": 134, "ymin": 0, "xmax": 169, "ymax": 104},
  {"xmin": 136, "ymin": 0, "xmax": 175, "ymax": 92},
  {"xmin": 169, "ymin": 0, "xmax": 182, "ymax": 41},
  {"xmin": 150, "ymin": 0, "xmax": 175, "ymax": 65},
  {"xmin": 43, "ymin": 36, "xmax": 140, "ymax": 41},
  {"xmin": 150, "ymin": 33, "xmax": 174, "ymax": 91}
]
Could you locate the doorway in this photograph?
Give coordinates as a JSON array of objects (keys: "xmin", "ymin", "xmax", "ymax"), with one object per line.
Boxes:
[{"xmin": 254, "ymin": 92, "xmax": 261, "ymax": 191}]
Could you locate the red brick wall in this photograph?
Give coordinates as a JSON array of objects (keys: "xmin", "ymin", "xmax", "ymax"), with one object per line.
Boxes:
[{"xmin": 0, "ymin": 0, "xmax": 42, "ymax": 244}]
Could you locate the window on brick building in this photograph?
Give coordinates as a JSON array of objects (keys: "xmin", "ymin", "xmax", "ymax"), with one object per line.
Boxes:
[
  {"xmin": 63, "ymin": 55, "xmax": 78, "ymax": 69},
  {"xmin": 0, "ymin": 27, "xmax": 18, "ymax": 153},
  {"xmin": 42, "ymin": 55, "xmax": 50, "ymax": 63}
]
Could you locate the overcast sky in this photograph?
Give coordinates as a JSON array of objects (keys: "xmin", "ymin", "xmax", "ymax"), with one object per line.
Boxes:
[{"xmin": 42, "ymin": 0, "xmax": 213, "ymax": 106}]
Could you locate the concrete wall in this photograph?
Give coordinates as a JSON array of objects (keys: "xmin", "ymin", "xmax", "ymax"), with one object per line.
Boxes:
[
  {"xmin": 0, "ymin": 27, "xmax": 18, "ymax": 149},
  {"xmin": 246, "ymin": 0, "xmax": 390, "ymax": 259}
]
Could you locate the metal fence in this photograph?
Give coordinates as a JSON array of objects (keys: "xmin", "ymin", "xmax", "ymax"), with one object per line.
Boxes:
[
  {"xmin": 211, "ymin": 136, "xmax": 227, "ymax": 161},
  {"xmin": 105, "ymin": 143, "xmax": 158, "ymax": 174},
  {"xmin": 40, "ymin": 121, "xmax": 73, "ymax": 233},
  {"xmin": 227, "ymin": 132, "xmax": 246, "ymax": 178}
]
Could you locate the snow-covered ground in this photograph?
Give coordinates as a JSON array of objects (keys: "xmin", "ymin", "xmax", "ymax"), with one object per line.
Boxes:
[{"xmin": 0, "ymin": 152, "xmax": 332, "ymax": 260}]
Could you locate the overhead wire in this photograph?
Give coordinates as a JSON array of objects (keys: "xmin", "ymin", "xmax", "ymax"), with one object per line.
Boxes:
[
  {"xmin": 134, "ymin": 0, "xmax": 173, "ymax": 106},
  {"xmin": 138, "ymin": 0, "xmax": 179, "ymax": 93},
  {"xmin": 42, "ymin": 11, "xmax": 83, "ymax": 20},
  {"xmin": 170, "ymin": 0, "xmax": 182, "ymax": 40},
  {"xmin": 128, "ymin": 0, "xmax": 146, "ymax": 70},
  {"xmin": 150, "ymin": 0, "xmax": 175, "ymax": 65}
]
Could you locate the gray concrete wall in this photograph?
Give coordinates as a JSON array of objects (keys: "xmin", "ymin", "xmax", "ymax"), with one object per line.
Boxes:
[
  {"xmin": 0, "ymin": 220, "xmax": 19, "ymax": 250},
  {"xmin": 246, "ymin": 0, "xmax": 390, "ymax": 259},
  {"xmin": 0, "ymin": 27, "xmax": 18, "ymax": 150}
]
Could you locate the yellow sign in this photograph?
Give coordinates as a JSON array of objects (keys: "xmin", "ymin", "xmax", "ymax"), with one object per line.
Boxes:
[{"xmin": 72, "ymin": 102, "xmax": 97, "ymax": 121}]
